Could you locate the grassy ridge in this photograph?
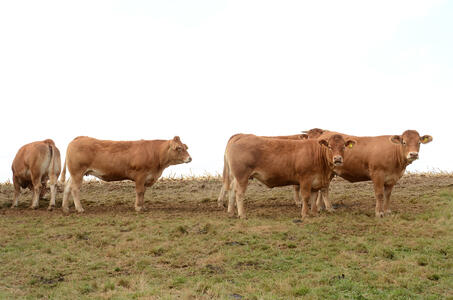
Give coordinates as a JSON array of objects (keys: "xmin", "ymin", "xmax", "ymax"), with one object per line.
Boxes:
[{"xmin": 0, "ymin": 174, "xmax": 452, "ymax": 299}]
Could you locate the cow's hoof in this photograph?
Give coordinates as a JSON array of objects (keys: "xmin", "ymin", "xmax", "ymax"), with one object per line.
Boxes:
[
  {"xmin": 135, "ymin": 206, "xmax": 143, "ymax": 212},
  {"xmin": 384, "ymin": 210, "xmax": 392, "ymax": 216},
  {"xmin": 11, "ymin": 204, "xmax": 18, "ymax": 209},
  {"xmin": 47, "ymin": 205, "xmax": 55, "ymax": 211},
  {"xmin": 375, "ymin": 211, "xmax": 384, "ymax": 218},
  {"xmin": 238, "ymin": 215, "xmax": 247, "ymax": 220},
  {"xmin": 326, "ymin": 207, "xmax": 335, "ymax": 213},
  {"xmin": 31, "ymin": 205, "xmax": 39, "ymax": 210},
  {"xmin": 295, "ymin": 202, "xmax": 302, "ymax": 208},
  {"xmin": 62, "ymin": 207, "xmax": 70, "ymax": 214},
  {"xmin": 217, "ymin": 202, "xmax": 226, "ymax": 208},
  {"xmin": 76, "ymin": 208, "xmax": 85, "ymax": 213}
]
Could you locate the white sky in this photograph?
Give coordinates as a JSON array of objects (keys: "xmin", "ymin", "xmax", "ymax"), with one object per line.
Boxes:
[{"xmin": 1, "ymin": 0, "xmax": 452, "ymax": 181}]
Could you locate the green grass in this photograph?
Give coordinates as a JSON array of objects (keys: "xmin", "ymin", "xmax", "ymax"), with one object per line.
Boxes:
[{"xmin": 0, "ymin": 174, "xmax": 452, "ymax": 299}]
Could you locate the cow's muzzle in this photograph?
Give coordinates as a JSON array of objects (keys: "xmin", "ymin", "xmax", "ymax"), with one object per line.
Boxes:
[
  {"xmin": 333, "ymin": 156, "xmax": 343, "ymax": 166},
  {"xmin": 407, "ymin": 152, "xmax": 419, "ymax": 161},
  {"xmin": 185, "ymin": 156, "xmax": 192, "ymax": 163}
]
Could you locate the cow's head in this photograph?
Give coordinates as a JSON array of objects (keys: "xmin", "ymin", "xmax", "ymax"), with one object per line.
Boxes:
[
  {"xmin": 319, "ymin": 134, "xmax": 356, "ymax": 167},
  {"xmin": 390, "ymin": 130, "xmax": 432, "ymax": 163},
  {"xmin": 169, "ymin": 136, "xmax": 192, "ymax": 164},
  {"xmin": 302, "ymin": 128, "xmax": 326, "ymax": 139}
]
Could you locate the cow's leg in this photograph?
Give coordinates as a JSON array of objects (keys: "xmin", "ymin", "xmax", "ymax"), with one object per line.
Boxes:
[
  {"xmin": 39, "ymin": 180, "xmax": 47, "ymax": 200},
  {"xmin": 299, "ymin": 181, "xmax": 312, "ymax": 219},
  {"xmin": 315, "ymin": 190, "xmax": 324, "ymax": 211},
  {"xmin": 383, "ymin": 184, "xmax": 394, "ymax": 216},
  {"xmin": 321, "ymin": 187, "xmax": 334, "ymax": 212},
  {"xmin": 12, "ymin": 176, "xmax": 20, "ymax": 208},
  {"xmin": 70, "ymin": 175, "xmax": 84, "ymax": 213},
  {"xmin": 372, "ymin": 175, "xmax": 385, "ymax": 218},
  {"xmin": 47, "ymin": 174, "xmax": 58, "ymax": 211},
  {"xmin": 227, "ymin": 179, "xmax": 237, "ymax": 216},
  {"xmin": 234, "ymin": 179, "xmax": 248, "ymax": 219},
  {"xmin": 217, "ymin": 185, "xmax": 227, "ymax": 208},
  {"xmin": 62, "ymin": 177, "xmax": 72, "ymax": 213},
  {"xmin": 310, "ymin": 191, "xmax": 319, "ymax": 216},
  {"xmin": 30, "ymin": 174, "xmax": 42, "ymax": 209},
  {"xmin": 135, "ymin": 178, "xmax": 146, "ymax": 212},
  {"xmin": 293, "ymin": 185, "xmax": 301, "ymax": 207}
]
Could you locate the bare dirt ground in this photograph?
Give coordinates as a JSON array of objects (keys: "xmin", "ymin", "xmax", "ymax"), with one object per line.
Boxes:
[{"xmin": 0, "ymin": 174, "xmax": 452, "ymax": 299}]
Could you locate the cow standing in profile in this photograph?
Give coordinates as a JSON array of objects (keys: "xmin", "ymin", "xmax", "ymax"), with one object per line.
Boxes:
[
  {"xmin": 306, "ymin": 129, "xmax": 433, "ymax": 217},
  {"xmin": 60, "ymin": 136, "xmax": 192, "ymax": 213},
  {"xmin": 223, "ymin": 133, "xmax": 356, "ymax": 219},
  {"xmin": 11, "ymin": 139, "xmax": 61, "ymax": 210}
]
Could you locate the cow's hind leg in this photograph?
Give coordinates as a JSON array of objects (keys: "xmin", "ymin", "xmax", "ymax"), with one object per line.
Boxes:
[
  {"xmin": 321, "ymin": 187, "xmax": 334, "ymax": 212},
  {"xmin": 62, "ymin": 178, "xmax": 72, "ymax": 213},
  {"xmin": 30, "ymin": 174, "xmax": 42, "ymax": 209},
  {"xmin": 383, "ymin": 184, "xmax": 394, "ymax": 216},
  {"xmin": 12, "ymin": 176, "xmax": 20, "ymax": 208},
  {"xmin": 217, "ymin": 185, "xmax": 227, "ymax": 208},
  {"xmin": 227, "ymin": 179, "xmax": 237, "ymax": 216},
  {"xmin": 48, "ymin": 174, "xmax": 58, "ymax": 211},
  {"xmin": 70, "ymin": 175, "xmax": 84, "ymax": 213},
  {"xmin": 293, "ymin": 185, "xmax": 301, "ymax": 207},
  {"xmin": 234, "ymin": 178, "xmax": 248, "ymax": 219}
]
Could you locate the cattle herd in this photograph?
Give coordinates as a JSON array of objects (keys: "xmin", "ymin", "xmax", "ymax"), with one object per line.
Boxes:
[{"xmin": 10, "ymin": 129, "xmax": 432, "ymax": 219}]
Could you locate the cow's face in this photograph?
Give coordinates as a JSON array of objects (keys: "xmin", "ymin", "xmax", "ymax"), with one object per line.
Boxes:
[
  {"xmin": 390, "ymin": 130, "xmax": 432, "ymax": 162},
  {"xmin": 169, "ymin": 136, "xmax": 192, "ymax": 164},
  {"xmin": 319, "ymin": 134, "xmax": 356, "ymax": 167}
]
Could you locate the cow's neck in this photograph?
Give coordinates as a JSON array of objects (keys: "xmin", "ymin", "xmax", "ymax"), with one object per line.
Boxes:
[{"xmin": 395, "ymin": 145, "xmax": 410, "ymax": 169}]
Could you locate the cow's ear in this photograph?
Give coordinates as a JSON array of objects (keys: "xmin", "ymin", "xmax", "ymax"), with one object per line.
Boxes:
[
  {"xmin": 173, "ymin": 136, "xmax": 181, "ymax": 142},
  {"xmin": 299, "ymin": 134, "xmax": 309, "ymax": 140},
  {"xmin": 319, "ymin": 139, "xmax": 328, "ymax": 147},
  {"xmin": 345, "ymin": 140, "xmax": 356, "ymax": 149},
  {"xmin": 420, "ymin": 135, "xmax": 433, "ymax": 144},
  {"xmin": 390, "ymin": 135, "xmax": 402, "ymax": 144},
  {"xmin": 183, "ymin": 144, "xmax": 188, "ymax": 150}
]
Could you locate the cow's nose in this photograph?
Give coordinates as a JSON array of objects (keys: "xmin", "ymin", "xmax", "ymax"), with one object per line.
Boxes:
[
  {"xmin": 333, "ymin": 156, "xmax": 343, "ymax": 165},
  {"xmin": 186, "ymin": 156, "xmax": 192, "ymax": 163},
  {"xmin": 409, "ymin": 152, "xmax": 419, "ymax": 159}
]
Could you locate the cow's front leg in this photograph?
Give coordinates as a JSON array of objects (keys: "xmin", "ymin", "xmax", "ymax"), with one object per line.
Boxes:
[
  {"xmin": 372, "ymin": 175, "xmax": 385, "ymax": 218},
  {"xmin": 299, "ymin": 181, "xmax": 311, "ymax": 219},
  {"xmin": 383, "ymin": 183, "xmax": 394, "ymax": 216},
  {"xmin": 12, "ymin": 176, "xmax": 20, "ymax": 208},
  {"xmin": 309, "ymin": 191, "xmax": 319, "ymax": 216},
  {"xmin": 321, "ymin": 187, "xmax": 334, "ymax": 212},
  {"xmin": 135, "ymin": 178, "xmax": 147, "ymax": 212},
  {"xmin": 293, "ymin": 185, "xmax": 302, "ymax": 207}
]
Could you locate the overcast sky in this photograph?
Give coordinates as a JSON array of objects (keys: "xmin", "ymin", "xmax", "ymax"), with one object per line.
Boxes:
[{"xmin": 1, "ymin": 0, "xmax": 452, "ymax": 181}]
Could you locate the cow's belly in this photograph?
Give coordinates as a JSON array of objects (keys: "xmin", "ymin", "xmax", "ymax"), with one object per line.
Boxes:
[
  {"xmin": 85, "ymin": 169, "xmax": 129, "ymax": 182},
  {"xmin": 252, "ymin": 172, "xmax": 298, "ymax": 188}
]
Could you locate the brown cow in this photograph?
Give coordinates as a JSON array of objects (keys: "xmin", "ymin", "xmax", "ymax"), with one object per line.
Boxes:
[
  {"xmin": 11, "ymin": 139, "xmax": 61, "ymax": 210},
  {"xmin": 306, "ymin": 129, "xmax": 433, "ymax": 217},
  {"xmin": 217, "ymin": 129, "xmax": 327, "ymax": 209},
  {"xmin": 60, "ymin": 136, "xmax": 192, "ymax": 213},
  {"xmin": 223, "ymin": 133, "xmax": 356, "ymax": 219}
]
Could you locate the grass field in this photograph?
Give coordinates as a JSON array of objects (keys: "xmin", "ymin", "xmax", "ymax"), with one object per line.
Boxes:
[{"xmin": 0, "ymin": 174, "xmax": 452, "ymax": 299}]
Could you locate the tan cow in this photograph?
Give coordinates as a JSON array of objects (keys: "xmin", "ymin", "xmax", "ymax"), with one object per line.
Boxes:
[
  {"xmin": 11, "ymin": 139, "xmax": 61, "ymax": 210},
  {"xmin": 306, "ymin": 129, "xmax": 433, "ymax": 217},
  {"xmin": 223, "ymin": 133, "xmax": 356, "ymax": 219},
  {"xmin": 217, "ymin": 129, "xmax": 327, "ymax": 209},
  {"xmin": 60, "ymin": 136, "xmax": 192, "ymax": 213}
]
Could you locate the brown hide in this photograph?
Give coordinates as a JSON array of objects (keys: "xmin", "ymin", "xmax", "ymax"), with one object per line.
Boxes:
[
  {"xmin": 61, "ymin": 136, "xmax": 191, "ymax": 213},
  {"xmin": 11, "ymin": 139, "xmax": 61, "ymax": 209}
]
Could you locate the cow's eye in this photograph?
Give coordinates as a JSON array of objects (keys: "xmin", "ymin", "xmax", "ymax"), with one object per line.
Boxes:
[{"xmin": 176, "ymin": 147, "xmax": 182, "ymax": 151}]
